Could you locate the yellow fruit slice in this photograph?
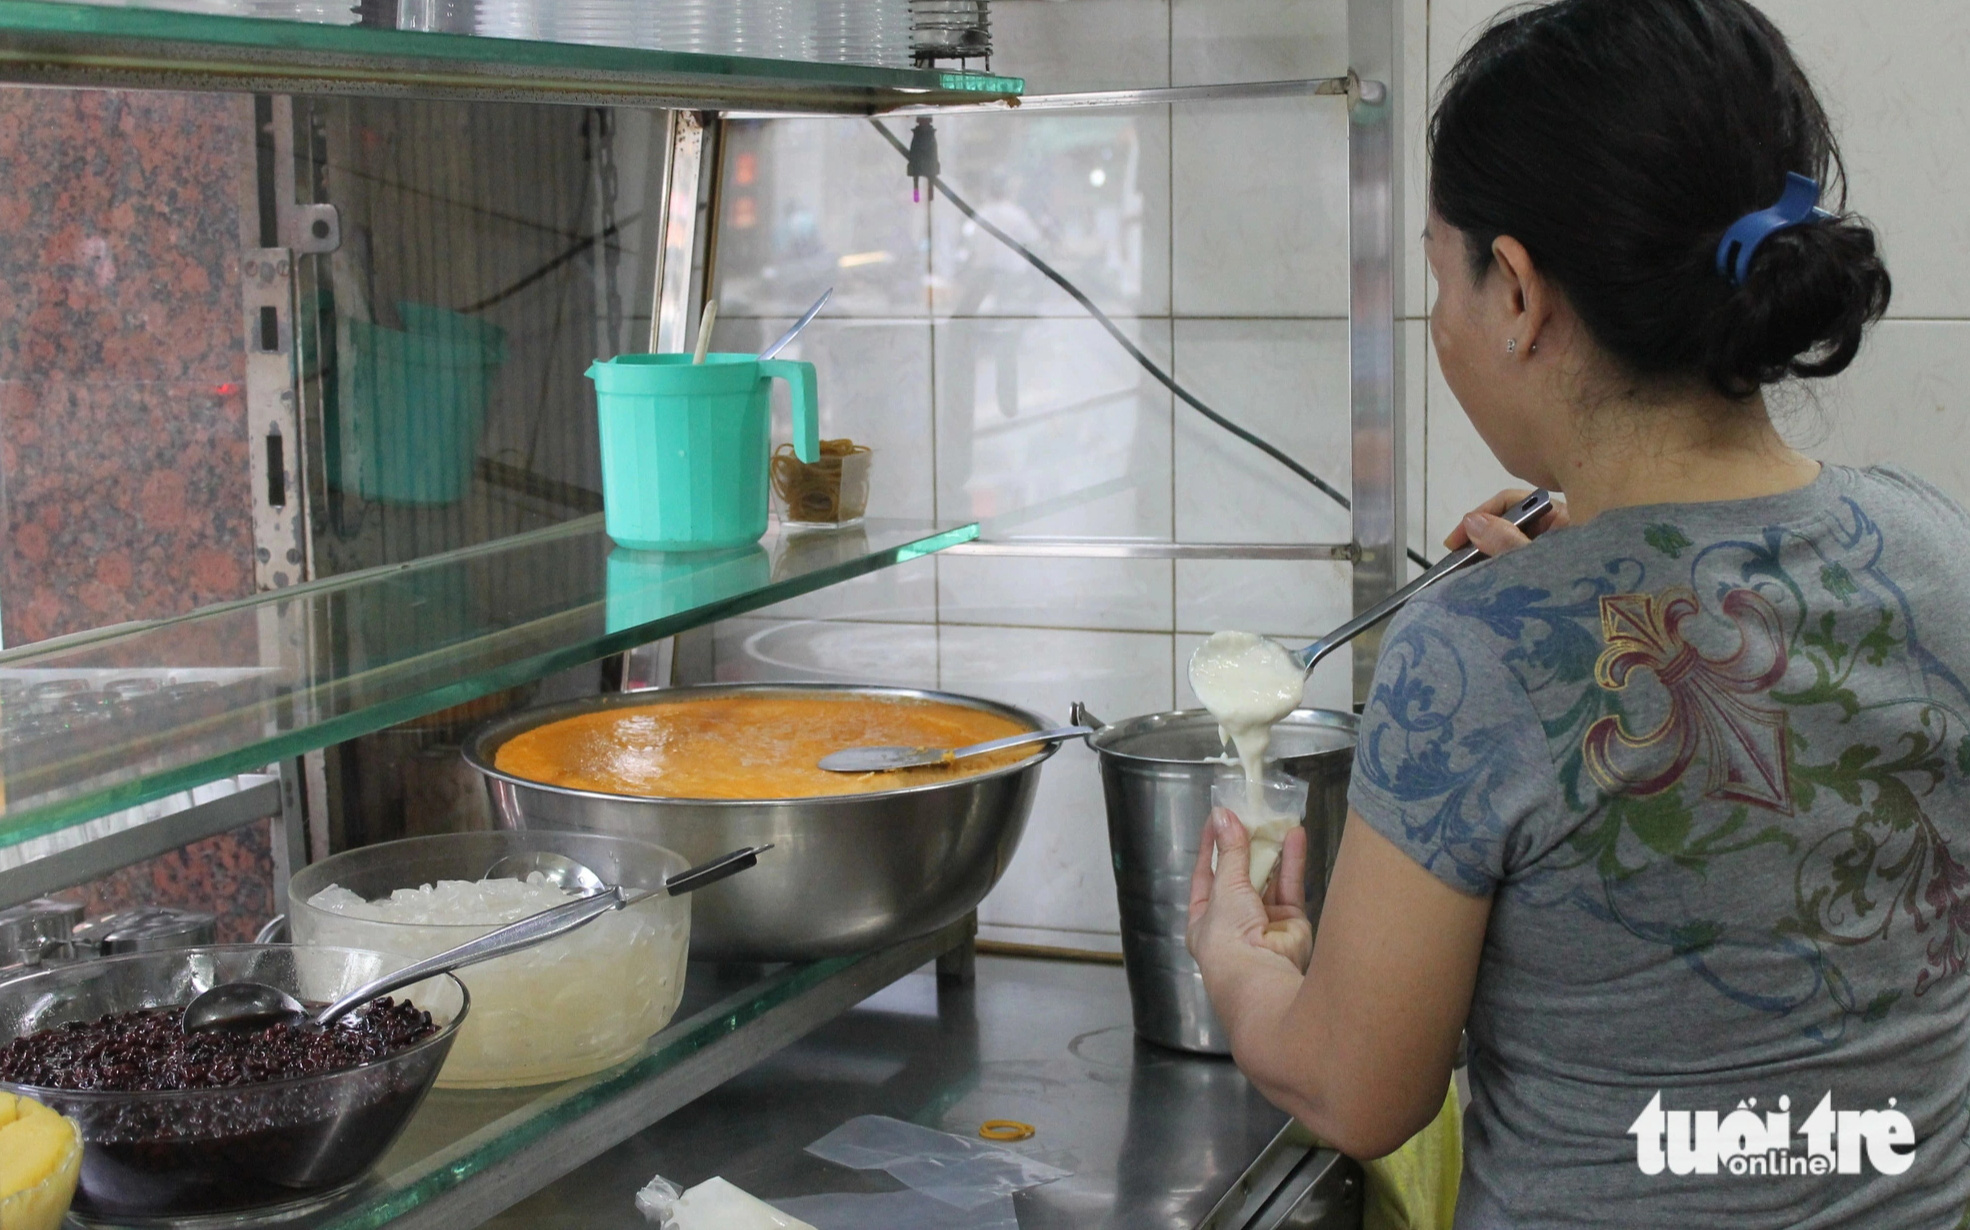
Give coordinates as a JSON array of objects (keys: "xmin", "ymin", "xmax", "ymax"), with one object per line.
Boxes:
[
  {"xmin": 0, "ymin": 1100, "xmax": 80, "ymax": 1230},
  {"xmin": 0, "ymin": 1091, "xmax": 18, "ymax": 1128},
  {"xmin": 0, "ymin": 1101, "xmax": 73, "ymax": 1200}
]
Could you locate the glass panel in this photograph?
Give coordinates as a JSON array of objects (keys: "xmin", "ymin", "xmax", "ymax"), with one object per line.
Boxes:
[
  {"xmin": 295, "ymin": 97, "xmax": 657, "ymax": 573},
  {"xmin": 0, "ymin": 515, "xmax": 977, "ymax": 849},
  {"xmin": 0, "ymin": 2, "xmax": 1022, "ymax": 108},
  {"xmin": 320, "ymin": 954, "xmax": 865, "ymax": 1229}
]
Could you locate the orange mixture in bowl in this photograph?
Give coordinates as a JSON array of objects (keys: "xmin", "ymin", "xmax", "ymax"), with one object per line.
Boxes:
[{"xmin": 491, "ymin": 693, "xmax": 1035, "ymax": 799}]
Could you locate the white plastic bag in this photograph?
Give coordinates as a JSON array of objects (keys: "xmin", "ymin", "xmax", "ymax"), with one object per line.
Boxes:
[{"xmin": 634, "ymin": 1174, "xmax": 818, "ymax": 1230}]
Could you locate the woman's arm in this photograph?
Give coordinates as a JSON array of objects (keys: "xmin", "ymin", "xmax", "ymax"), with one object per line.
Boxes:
[{"xmin": 1188, "ymin": 807, "xmax": 1492, "ymax": 1159}]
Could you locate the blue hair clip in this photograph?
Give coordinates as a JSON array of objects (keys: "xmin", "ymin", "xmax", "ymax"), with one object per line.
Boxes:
[{"xmin": 1715, "ymin": 172, "xmax": 1835, "ymax": 286}]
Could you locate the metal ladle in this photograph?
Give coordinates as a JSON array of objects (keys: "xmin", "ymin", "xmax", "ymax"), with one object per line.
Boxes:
[
  {"xmin": 1282, "ymin": 488, "xmax": 1553, "ymax": 677},
  {"xmin": 481, "ymin": 845, "xmax": 767, "ymax": 899},
  {"xmin": 183, "ymin": 845, "xmax": 770, "ymax": 1035},
  {"xmin": 818, "ymin": 724, "xmax": 1094, "ymax": 774}
]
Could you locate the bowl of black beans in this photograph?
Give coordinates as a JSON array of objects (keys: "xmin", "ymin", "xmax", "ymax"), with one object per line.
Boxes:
[{"xmin": 0, "ymin": 945, "xmax": 467, "ymax": 1225}]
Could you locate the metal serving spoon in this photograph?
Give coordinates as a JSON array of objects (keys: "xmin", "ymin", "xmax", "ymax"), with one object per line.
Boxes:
[
  {"xmin": 757, "ymin": 286, "xmax": 833, "ymax": 361},
  {"xmin": 819, "ymin": 725, "xmax": 1093, "ymax": 774},
  {"xmin": 1284, "ymin": 488, "xmax": 1553, "ymax": 677},
  {"xmin": 183, "ymin": 846, "xmax": 770, "ymax": 1035},
  {"xmin": 481, "ymin": 845, "xmax": 767, "ymax": 899}
]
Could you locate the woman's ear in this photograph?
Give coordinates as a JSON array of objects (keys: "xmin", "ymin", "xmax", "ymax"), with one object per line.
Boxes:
[{"xmin": 1489, "ymin": 235, "xmax": 1553, "ymax": 354}]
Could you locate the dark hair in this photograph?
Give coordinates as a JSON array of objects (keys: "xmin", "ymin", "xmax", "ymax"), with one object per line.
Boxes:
[{"xmin": 1430, "ymin": 0, "xmax": 1891, "ymax": 399}]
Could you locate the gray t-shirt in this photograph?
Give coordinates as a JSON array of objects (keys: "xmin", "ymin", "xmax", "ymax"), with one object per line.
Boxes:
[{"xmin": 1349, "ymin": 464, "xmax": 1970, "ymax": 1229}]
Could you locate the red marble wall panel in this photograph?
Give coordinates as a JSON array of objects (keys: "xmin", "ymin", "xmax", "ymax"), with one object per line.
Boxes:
[
  {"xmin": 0, "ymin": 379, "xmax": 251, "ymax": 644},
  {"xmin": 0, "ymin": 89, "xmax": 270, "ymax": 941}
]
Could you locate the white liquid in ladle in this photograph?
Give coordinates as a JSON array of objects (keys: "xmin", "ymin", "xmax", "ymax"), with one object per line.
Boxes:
[{"xmin": 1188, "ymin": 630, "xmax": 1305, "ymax": 892}]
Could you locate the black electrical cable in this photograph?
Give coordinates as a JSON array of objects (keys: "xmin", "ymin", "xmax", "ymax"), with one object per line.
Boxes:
[{"xmin": 869, "ymin": 118, "xmax": 1433, "ymax": 571}]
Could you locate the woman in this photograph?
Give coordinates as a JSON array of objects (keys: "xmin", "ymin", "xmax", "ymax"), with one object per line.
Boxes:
[{"xmin": 1186, "ymin": 0, "xmax": 1968, "ymax": 1225}]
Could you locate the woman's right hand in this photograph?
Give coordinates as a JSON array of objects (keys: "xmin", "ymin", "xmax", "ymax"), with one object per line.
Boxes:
[{"xmin": 1443, "ymin": 487, "xmax": 1569, "ymax": 557}]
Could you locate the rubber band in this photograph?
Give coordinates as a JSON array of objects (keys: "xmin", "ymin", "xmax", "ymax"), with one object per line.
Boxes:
[{"xmin": 978, "ymin": 1120, "xmax": 1036, "ymax": 1142}]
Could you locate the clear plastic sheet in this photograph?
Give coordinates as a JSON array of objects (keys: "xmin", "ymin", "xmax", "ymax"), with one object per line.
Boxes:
[{"xmin": 804, "ymin": 1115, "xmax": 1070, "ymax": 1211}]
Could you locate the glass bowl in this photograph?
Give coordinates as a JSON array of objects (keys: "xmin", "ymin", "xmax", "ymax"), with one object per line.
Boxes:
[
  {"xmin": 288, "ymin": 830, "xmax": 691, "ymax": 1088},
  {"xmin": 0, "ymin": 945, "xmax": 466, "ymax": 1227}
]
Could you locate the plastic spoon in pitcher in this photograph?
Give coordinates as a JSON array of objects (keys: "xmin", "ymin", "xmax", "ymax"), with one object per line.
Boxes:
[
  {"xmin": 184, "ymin": 846, "xmax": 770, "ymax": 1034},
  {"xmin": 692, "ymin": 299, "xmax": 719, "ymax": 364},
  {"xmin": 819, "ymin": 725, "xmax": 1093, "ymax": 774},
  {"xmin": 758, "ymin": 287, "xmax": 833, "ymax": 361}
]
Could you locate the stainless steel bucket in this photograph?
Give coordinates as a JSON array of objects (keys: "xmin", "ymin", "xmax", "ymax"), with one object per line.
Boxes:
[{"xmin": 1076, "ymin": 703, "xmax": 1356, "ymax": 1054}]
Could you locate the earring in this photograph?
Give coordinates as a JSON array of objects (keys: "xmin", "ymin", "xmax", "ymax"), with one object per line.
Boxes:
[
  {"xmin": 1505, "ymin": 338, "xmax": 1518, "ymax": 355},
  {"xmin": 1529, "ymin": 341, "xmax": 1539, "ymax": 355}
]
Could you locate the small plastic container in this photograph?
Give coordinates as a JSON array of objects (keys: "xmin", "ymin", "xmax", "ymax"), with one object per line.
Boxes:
[
  {"xmin": 772, "ymin": 443, "xmax": 872, "ymax": 528},
  {"xmin": 1211, "ymin": 766, "xmax": 1310, "ymax": 825},
  {"xmin": 1211, "ymin": 767, "xmax": 1310, "ymax": 895}
]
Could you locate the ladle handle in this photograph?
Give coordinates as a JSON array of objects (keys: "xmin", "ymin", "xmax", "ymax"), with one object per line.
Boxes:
[
  {"xmin": 1297, "ymin": 489, "xmax": 1552, "ymax": 673},
  {"xmin": 952, "ymin": 725, "xmax": 1095, "ymax": 761},
  {"xmin": 659, "ymin": 845, "xmax": 772, "ymax": 897},
  {"xmin": 314, "ymin": 887, "xmax": 627, "ymax": 1027}
]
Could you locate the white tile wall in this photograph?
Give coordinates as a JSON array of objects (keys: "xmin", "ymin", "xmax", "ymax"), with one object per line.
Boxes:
[
  {"xmin": 930, "ymin": 108, "xmax": 1172, "ymax": 319},
  {"xmin": 716, "ymin": 118, "xmax": 930, "ymax": 319},
  {"xmin": 1756, "ymin": 0, "xmax": 1970, "ymax": 319},
  {"xmin": 750, "ymin": 556, "xmax": 939, "ymax": 625},
  {"xmin": 702, "ymin": 0, "xmax": 1970, "ymax": 948},
  {"xmin": 1171, "ymin": 97, "xmax": 1350, "ymax": 317},
  {"xmin": 989, "ymin": 0, "xmax": 1172, "ymax": 94},
  {"xmin": 1171, "ymin": 318, "xmax": 1352, "ymax": 545},
  {"xmin": 712, "ymin": 616, "xmax": 939, "ymax": 684},
  {"xmin": 936, "ymin": 624, "xmax": 1173, "ymax": 942},
  {"xmin": 1170, "ymin": 0, "xmax": 1345, "ymax": 85},
  {"xmin": 933, "ymin": 316, "xmax": 1173, "ymax": 532},
  {"xmin": 1785, "ymin": 320, "xmax": 1970, "ymax": 506}
]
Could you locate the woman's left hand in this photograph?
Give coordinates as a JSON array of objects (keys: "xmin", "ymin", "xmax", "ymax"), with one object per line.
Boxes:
[{"xmin": 1187, "ymin": 809, "xmax": 1314, "ymax": 978}]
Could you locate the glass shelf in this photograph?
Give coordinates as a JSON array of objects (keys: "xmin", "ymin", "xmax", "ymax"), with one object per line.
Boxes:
[
  {"xmin": 0, "ymin": 0, "xmax": 1023, "ymax": 109},
  {"xmin": 306, "ymin": 919, "xmax": 967, "ymax": 1229},
  {"xmin": 0, "ymin": 515, "xmax": 978, "ymax": 853}
]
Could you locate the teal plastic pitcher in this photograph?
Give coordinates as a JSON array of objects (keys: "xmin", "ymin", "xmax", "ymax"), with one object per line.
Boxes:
[{"xmin": 586, "ymin": 353, "xmax": 819, "ymax": 552}]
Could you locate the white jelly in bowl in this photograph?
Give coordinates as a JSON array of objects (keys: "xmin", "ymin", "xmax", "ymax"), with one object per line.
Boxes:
[{"xmin": 289, "ymin": 831, "xmax": 690, "ymax": 1088}]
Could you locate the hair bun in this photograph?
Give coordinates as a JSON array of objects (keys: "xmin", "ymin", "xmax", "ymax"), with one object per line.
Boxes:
[
  {"xmin": 1703, "ymin": 216, "xmax": 1892, "ymax": 397},
  {"xmin": 1429, "ymin": 0, "xmax": 1894, "ymax": 401}
]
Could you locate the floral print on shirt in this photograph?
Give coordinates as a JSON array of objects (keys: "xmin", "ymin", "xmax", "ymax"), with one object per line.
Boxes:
[{"xmin": 1355, "ymin": 486, "xmax": 1970, "ymax": 1045}]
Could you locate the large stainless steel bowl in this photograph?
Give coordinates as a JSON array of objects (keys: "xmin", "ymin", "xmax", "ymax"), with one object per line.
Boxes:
[{"xmin": 462, "ymin": 684, "xmax": 1060, "ymax": 961}]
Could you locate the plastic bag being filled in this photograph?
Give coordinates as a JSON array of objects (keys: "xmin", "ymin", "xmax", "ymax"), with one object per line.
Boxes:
[{"xmin": 634, "ymin": 1174, "xmax": 817, "ymax": 1230}]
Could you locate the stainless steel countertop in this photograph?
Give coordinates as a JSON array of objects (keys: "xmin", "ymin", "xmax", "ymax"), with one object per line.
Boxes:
[{"xmin": 483, "ymin": 954, "xmax": 1303, "ymax": 1229}]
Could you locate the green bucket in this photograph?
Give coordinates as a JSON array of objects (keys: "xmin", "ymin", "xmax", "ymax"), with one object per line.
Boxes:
[
  {"xmin": 341, "ymin": 303, "xmax": 506, "ymax": 506},
  {"xmin": 586, "ymin": 352, "xmax": 819, "ymax": 552}
]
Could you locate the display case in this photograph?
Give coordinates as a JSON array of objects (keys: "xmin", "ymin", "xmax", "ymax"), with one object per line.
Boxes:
[{"xmin": 0, "ymin": 0, "xmax": 1403, "ymax": 1221}]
